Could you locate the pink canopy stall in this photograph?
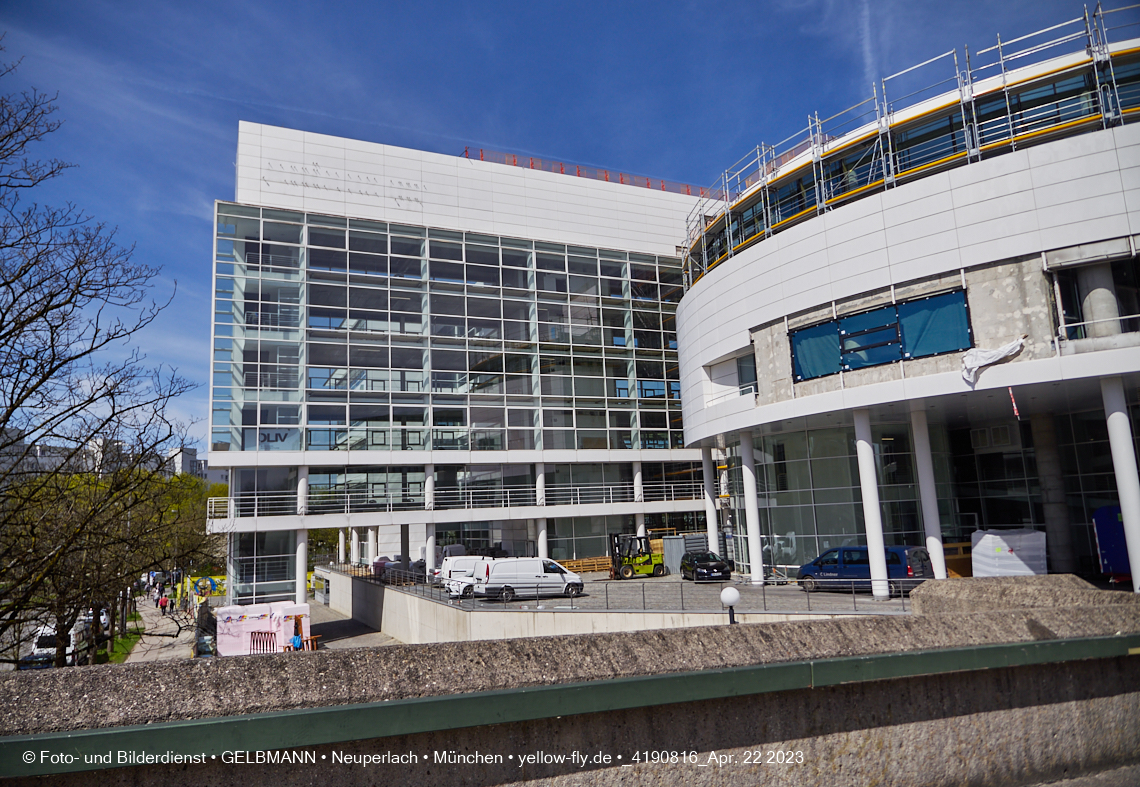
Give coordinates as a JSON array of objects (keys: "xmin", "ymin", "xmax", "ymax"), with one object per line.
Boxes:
[{"xmin": 215, "ymin": 601, "xmax": 311, "ymax": 656}]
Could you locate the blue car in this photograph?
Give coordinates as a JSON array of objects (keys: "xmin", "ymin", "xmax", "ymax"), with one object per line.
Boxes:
[{"xmin": 796, "ymin": 545, "xmax": 933, "ymax": 595}]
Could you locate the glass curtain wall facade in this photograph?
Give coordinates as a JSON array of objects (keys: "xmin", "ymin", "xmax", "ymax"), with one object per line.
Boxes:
[
  {"xmin": 725, "ymin": 423, "xmax": 952, "ymax": 575},
  {"xmin": 211, "ymin": 203, "xmax": 686, "ymax": 456},
  {"xmin": 210, "ymin": 201, "xmax": 703, "ymax": 589},
  {"xmin": 726, "ymin": 406, "xmax": 1140, "ymax": 576}
]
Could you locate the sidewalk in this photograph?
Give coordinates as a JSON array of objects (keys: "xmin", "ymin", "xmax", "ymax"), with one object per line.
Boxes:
[{"xmin": 123, "ymin": 596, "xmax": 196, "ymax": 663}]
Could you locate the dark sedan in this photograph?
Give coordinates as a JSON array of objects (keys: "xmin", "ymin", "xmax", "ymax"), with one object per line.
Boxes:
[{"xmin": 680, "ymin": 552, "xmax": 733, "ymax": 582}]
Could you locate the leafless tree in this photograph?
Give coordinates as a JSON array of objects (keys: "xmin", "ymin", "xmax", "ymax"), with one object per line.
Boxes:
[{"xmin": 0, "ymin": 44, "xmax": 208, "ymax": 664}]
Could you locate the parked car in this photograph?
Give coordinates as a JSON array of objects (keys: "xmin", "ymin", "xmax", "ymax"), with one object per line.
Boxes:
[
  {"xmin": 472, "ymin": 557, "xmax": 584, "ymax": 602},
  {"xmin": 796, "ymin": 546, "xmax": 934, "ymax": 595},
  {"xmin": 680, "ymin": 552, "xmax": 733, "ymax": 582},
  {"xmin": 22, "ymin": 622, "xmax": 85, "ymax": 668}
]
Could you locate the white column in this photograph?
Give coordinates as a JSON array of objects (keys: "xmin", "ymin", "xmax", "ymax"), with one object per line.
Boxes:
[
  {"xmin": 1101, "ymin": 376, "xmax": 1140, "ymax": 593},
  {"xmin": 535, "ymin": 462, "xmax": 546, "ymax": 506},
  {"xmin": 424, "ymin": 463, "xmax": 435, "ymax": 510},
  {"xmin": 1078, "ymin": 263, "xmax": 1121, "ymax": 337},
  {"xmin": 337, "ymin": 529, "xmax": 345, "ymax": 564},
  {"xmin": 739, "ymin": 430, "xmax": 765, "ymax": 585},
  {"xmin": 350, "ymin": 527, "xmax": 360, "ymax": 565},
  {"xmin": 909, "ymin": 405, "xmax": 947, "ymax": 579},
  {"xmin": 425, "ymin": 523, "xmax": 436, "ymax": 576},
  {"xmin": 296, "ymin": 466, "xmax": 309, "ymax": 515},
  {"xmin": 367, "ymin": 527, "xmax": 378, "ymax": 564},
  {"xmin": 702, "ymin": 447, "xmax": 719, "ymax": 553},
  {"xmin": 225, "ymin": 533, "xmax": 237, "ymax": 606},
  {"xmin": 854, "ymin": 409, "xmax": 890, "ymax": 599},
  {"xmin": 295, "ymin": 529, "xmax": 308, "ymax": 605},
  {"xmin": 633, "ymin": 460, "xmax": 647, "ymax": 538},
  {"xmin": 537, "ymin": 518, "xmax": 549, "ymax": 559}
]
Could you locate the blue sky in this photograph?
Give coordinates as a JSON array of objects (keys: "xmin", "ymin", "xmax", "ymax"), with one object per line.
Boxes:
[{"xmin": 3, "ymin": 0, "xmax": 1097, "ymax": 447}]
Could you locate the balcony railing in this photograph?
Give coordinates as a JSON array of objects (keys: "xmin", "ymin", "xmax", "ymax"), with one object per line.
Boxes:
[
  {"xmin": 207, "ymin": 478, "xmax": 703, "ymax": 519},
  {"xmin": 643, "ymin": 480, "xmax": 704, "ymax": 502},
  {"xmin": 433, "ymin": 485, "xmax": 537, "ymax": 509},
  {"xmin": 1057, "ymin": 312, "xmax": 1140, "ymax": 341}
]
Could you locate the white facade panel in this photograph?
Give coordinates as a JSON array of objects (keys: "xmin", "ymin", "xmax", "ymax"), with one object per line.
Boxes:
[
  {"xmin": 678, "ymin": 125, "xmax": 1139, "ymax": 446},
  {"xmin": 234, "ymin": 123, "xmax": 697, "ymax": 257}
]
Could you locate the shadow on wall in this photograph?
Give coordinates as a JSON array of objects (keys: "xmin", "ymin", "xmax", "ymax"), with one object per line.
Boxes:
[{"xmin": 351, "ymin": 576, "xmax": 385, "ymax": 631}]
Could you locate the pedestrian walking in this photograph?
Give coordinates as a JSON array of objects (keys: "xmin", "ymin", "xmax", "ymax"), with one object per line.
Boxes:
[{"xmin": 159, "ymin": 595, "xmax": 169, "ymax": 616}]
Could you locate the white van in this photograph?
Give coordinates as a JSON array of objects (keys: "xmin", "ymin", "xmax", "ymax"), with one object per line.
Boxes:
[
  {"xmin": 472, "ymin": 557, "xmax": 583, "ymax": 602},
  {"xmin": 28, "ymin": 622, "xmax": 86, "ymax": 667},
  {"xmin": 435, "ymin": 555, "xmax": 481, "ymax": 583}
]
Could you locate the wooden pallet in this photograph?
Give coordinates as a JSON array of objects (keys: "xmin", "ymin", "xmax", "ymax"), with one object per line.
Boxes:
[{"xmin": 559, "ymin": 556, "xmax": 612, "ymax": 574}]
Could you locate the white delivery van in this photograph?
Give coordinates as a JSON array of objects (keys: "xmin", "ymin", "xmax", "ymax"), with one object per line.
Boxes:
[
  {"xmin": 435, "ymin": 555, "xmax": 482, "ymax": 583},
  {"xmin": 439, "ymin": 555, "xmax": 485, "ymax": 597},
  {"xmin": 472, "ymin": 557, "xmax": 583, "ymax": 602}
]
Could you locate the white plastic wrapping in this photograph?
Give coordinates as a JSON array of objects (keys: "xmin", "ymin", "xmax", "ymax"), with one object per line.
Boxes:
[
  {"xmin": 961, "ymin": 335, "xmax": 1026, "ymax": 385},
  {"xmin": 970, "ymin": 529, "xmax": 1047, "ymax": 577}
]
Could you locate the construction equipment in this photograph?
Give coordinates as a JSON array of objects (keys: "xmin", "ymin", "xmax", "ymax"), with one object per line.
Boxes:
[{"xmin": 609, "ymin": 534, "xmax": 665, "ymax": 580}]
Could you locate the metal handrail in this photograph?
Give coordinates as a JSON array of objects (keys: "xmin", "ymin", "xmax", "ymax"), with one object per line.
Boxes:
[
  {"xmin": 1057, "ymin": 311, "xmax": 1140, "ymax": 339},
  {"xmin": 207, "ymin": 479, "xmax": 704, "ymax": 520},
  {"xmin": 683, "ymin": 8, "xmax": 1139, "ymax": 289},
  {"xmin": 642, "ymin": 480, "xmax": 703, "ymax": 502},
  {"xmin": 545, "ymin": 483, "xmax": 636, "ymax": 506}
]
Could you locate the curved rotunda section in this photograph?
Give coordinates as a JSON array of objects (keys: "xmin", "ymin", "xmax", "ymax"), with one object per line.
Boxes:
[{"xmin": 675, "ymin": 19, "xmax": 1140, "ymax": 593}]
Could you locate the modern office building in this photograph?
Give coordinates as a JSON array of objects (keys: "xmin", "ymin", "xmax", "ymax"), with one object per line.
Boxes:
[
  {"xmin": 208, "ymin": 123, "xmax": 711, "ymax": 604},
  {"xmin": 210, "ymin": 6, "xmax": 1140, "ymax": 605},
  {"xmin": 678, "ymin": 9, "xmax": 1140, "ymax": 594}
]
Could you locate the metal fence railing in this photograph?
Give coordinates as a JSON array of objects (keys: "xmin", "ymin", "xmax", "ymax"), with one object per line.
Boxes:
[
  {"xmin": 210, "ymin": 480, "xmax": 704, "ymax": 520},
  {"xmin": 324, "ymin": 564, "xmax": 913, "ymax": 615},
  {"xmin": 683, "ymin": 6, "xmax": 1140, "ymax": 289}
]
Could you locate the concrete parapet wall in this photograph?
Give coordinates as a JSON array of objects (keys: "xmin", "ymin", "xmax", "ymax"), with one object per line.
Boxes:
[
  {"xmin": 910, "ymin": 574, "xmax": 1140, "ymax": 616},
  {"xmin": 3, "ymin": 577, "xmax": 1138, "ymax": 786},
  {"xmin": 2, "ymin": 603, "xmax": 1138, "ymax": 738},
  {"xmin": 378, "ymin": 583, "xmax": 845, "ymax": 644}
]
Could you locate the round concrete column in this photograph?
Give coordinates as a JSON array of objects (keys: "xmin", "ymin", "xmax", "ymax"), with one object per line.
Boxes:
[
  {"xmin": 535, "ymin": 462, "xmax": 546, "ymax": 506},
  {"xmin": 225, "ymin": 533, "xmax": 237, "ymax": 606},
  {"xmin": 425, "ymin": 523, "xmax": 436, "ymax": 576},
  {"xmin": 350, "ymin": 527, "xmax": 360, "ymax": 565},
  {"xmin": 295, "ymin": 529, "xmax": 308, "ymax": 605},
  {"xmin": 702, "ymin": 447, "xmax": 719, "ymax": 553},
  {"xmin": 296, "ymin": 466, "xmax": 308, "ymax": 515},
  {"xmin": 633, "ymin": 460, "xmax": 647, "ymax": 538},
  {"xmin": 854, "ymin": 409, "xmax": 890, "ymax": 599},
  {"xmin": 337, "ymin": 528, "xmax": 345, "ymax": 564},
  {"xmin": 424, "ymin": 464, "xmax": 435, "ymax": 510},
  {"xmin": 1077, "ymin": 263, "xmax": 1121, "ymax": 337},
  {"xmin": 739, "ymin": 430, "xmax": 765, "ymax": 585},
  {"xmin": 1030, "ymin": 412, "xmax": 1076, "ymax": 574},
  {"xmin": 537, "ymin": 518, "xmax": 548, "ymax": 560},
  {"xmin": 367, "ymin": 527, "xmax": 378, "ymax": 564},
  {"xmin": 1101, "ymin": 376, "xmax": 1140, "ymax": 593},
  {"xmin": 909, "ymin": 405, "xmax": 947, "ymax": 579}
]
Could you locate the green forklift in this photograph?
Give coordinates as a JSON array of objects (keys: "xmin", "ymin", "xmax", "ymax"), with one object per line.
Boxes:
[{"xmin": 609, "ymin": 533, "xmax": 665, "ymax": 579}]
